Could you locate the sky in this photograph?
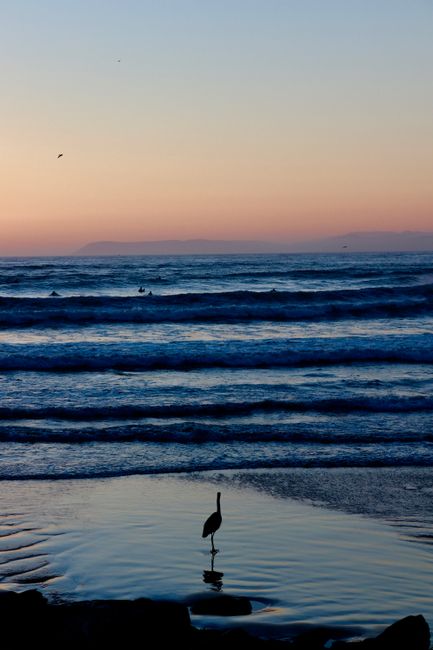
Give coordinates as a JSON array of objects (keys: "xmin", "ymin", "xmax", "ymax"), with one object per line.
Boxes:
[{"xmin": 1, "ymin": 0, "xmax": 433, "ymax": 255}]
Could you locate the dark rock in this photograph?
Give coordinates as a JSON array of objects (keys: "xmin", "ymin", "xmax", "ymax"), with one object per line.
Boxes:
[
  {"xmin": 50, "ymin": 597, "xmax": 191, "ymax": 647},
  {"xmin": 0, "ymin": 588, "xmax": 47, "ymax": 610},
  {"xmin": 0, "ymin": 589, "xmax": 49, "ymax": 649},
  {"xmin": 373, "ymin": 614, "xmax": 430, "ymax": 650},
  {"xmin": 190, "ymin": 594, "xmax": 253, "ymax": 616},
  {"xmin": 0, "ymin": 590, "xmax": 430, "ymax": 650},
  {"xmin": 221, "ymin": 627, "xmax": 266, "ymax": 649},
  {"xmin": 17, "ymin": 589, "xmax": 48, "ymax": 608},
  {"xmin": 332, "ymin": 614, "xmax": 430, "ymax": 650},
  {"xmin": 0, "ymin": 591, "xmax": 191, "ymax": 650},
  {"xmin": 0, "ymin": 590, "xmax": 20, "ymax": 608},
  {"xmin": 292, "ymin": 626, "xmax": 339, "ymax": 649},
  {"xmin": 190, "ymin": 627, "xmax": 283, "ymax": 650}
]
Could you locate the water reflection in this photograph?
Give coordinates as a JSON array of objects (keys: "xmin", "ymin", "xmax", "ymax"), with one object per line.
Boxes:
[{"xmin": 203, "ymin": 549, "xmax": 224, "ymax": 592}]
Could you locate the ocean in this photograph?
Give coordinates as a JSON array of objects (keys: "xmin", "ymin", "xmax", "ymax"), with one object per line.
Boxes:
[{"xmin": 0, "ymin": 251, "xmax": 433, "ymax": 480}]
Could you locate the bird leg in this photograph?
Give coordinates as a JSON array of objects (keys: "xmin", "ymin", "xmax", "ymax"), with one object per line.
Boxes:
[{"xmin": 210, "ymin": 533, "xmax": 218, "ymax": 555}]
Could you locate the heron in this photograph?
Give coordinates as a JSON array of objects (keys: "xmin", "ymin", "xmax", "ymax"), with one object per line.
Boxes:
[{"xmin": 202, "ymin": 492, "xmax": 222, "ymax": 554}]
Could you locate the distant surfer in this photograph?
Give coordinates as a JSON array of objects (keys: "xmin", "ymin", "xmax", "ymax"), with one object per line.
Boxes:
[
  {"xmin": 138, "ymin": 286, "xmax": 145, "ymax": 293},
  {"xmin": 148, "ymin": 291, "xmax": 153, "ymax": 296},
  {"xmin": 50, "ymin": 291, "xmax": 60, "ymax": 297}
]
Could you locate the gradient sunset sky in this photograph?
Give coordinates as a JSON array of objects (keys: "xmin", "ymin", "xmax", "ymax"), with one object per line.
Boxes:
[{"xmin": 2, "ymin": 1, "xmax": 432, "ymax": 255}]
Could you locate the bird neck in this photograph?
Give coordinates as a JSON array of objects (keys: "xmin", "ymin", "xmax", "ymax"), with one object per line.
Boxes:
[{"xmin": 216, "ymin": 493, "xmax": 221, "ymax": 513}]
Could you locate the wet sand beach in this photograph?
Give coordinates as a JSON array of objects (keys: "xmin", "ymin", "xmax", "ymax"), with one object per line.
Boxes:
[{"xmin": 1, "ymin": 468, "xmax": 433, "ymax": 641}]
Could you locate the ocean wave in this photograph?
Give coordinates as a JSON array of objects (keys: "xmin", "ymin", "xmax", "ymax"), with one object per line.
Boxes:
[
  {"xmin": 0, "ymin": 334, "xmax": 432, "ymax": 371},
  {"xmin": 0, "ymin": 393, "xmax": 432, "ymax": 422},
  {"xmin": 1, "ymin": 418, "xmax": 433, "ymax": 443},
  {"xmin": 2, "ymin": 449, "xmax": 433, "ymax": 481},
  {"xmin": 0, "ymin": 284, "xmax": 432, "ymax": 326},
  {"xmin": 194, "ymin": 268, "xmax": 427, "ymax": 281}
]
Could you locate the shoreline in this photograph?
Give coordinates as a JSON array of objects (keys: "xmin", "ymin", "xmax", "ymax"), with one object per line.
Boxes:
[{"xmin": 190, "ymin": 466, "xmax": 433, "ymax": 526}]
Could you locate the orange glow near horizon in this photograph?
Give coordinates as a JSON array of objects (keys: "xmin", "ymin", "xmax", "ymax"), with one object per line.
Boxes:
[
  {"xmin": 2, "ymin": 135, "xmax": 432, "ymax": 254},
  {"xmin": 1, "ymin": 2, "xmax": 432, "ymax": 255}
]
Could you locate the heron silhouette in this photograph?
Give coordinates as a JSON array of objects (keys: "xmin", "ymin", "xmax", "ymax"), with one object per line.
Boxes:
[{"xmin": 202, "ymin": 492, "xmax": 222, "ymax": 554}]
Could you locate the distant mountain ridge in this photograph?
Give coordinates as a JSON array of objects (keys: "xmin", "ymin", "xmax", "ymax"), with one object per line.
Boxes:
[
  {"xmin": 76, "ymin": 239, "xmax": 284, "ymax": 255},
  {"xmin": 75, "ymin": 231, "xmax": 433, "ymax": 255}
]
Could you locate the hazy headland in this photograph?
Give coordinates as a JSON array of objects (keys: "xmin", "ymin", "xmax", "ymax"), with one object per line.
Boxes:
[{"xmin": 75, "ymin": 231, "xmax": 433, "ymax": 256}]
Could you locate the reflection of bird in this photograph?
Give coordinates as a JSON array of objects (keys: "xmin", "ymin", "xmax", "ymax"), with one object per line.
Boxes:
[
  {"xmin": 57, "ymin": 153, "xmax": 63, "ymax": 159},
  {"xmin": 203, "ymin": 549, "xmax": 224, "ymax": 591},
  {"xmin": 202, "ymin": 492, "xmax": 222, "ymax": 554}
]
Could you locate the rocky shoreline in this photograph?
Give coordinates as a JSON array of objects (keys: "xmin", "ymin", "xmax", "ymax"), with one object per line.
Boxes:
[{"xmin": 0, "ymin": 590, "xmax": 430, "ymax": 649}]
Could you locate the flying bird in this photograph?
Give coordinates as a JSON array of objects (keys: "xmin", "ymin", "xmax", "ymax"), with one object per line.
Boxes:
[
  {"xmin": 202, "ymin": 492, "xmax": 222, "ymax": 554},
  {"xmin": 57, "ymin": 153, "xmax": 63, "ymax": 159}
]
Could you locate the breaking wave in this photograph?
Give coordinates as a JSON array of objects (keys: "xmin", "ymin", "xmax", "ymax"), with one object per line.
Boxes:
[
  {"xmin": 0, "ymin": 283, "xmax": 432, "ymax": 327},
  {"xmin": 0, "ymin": 334, "xmax": 432, "ymax": 371}
]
